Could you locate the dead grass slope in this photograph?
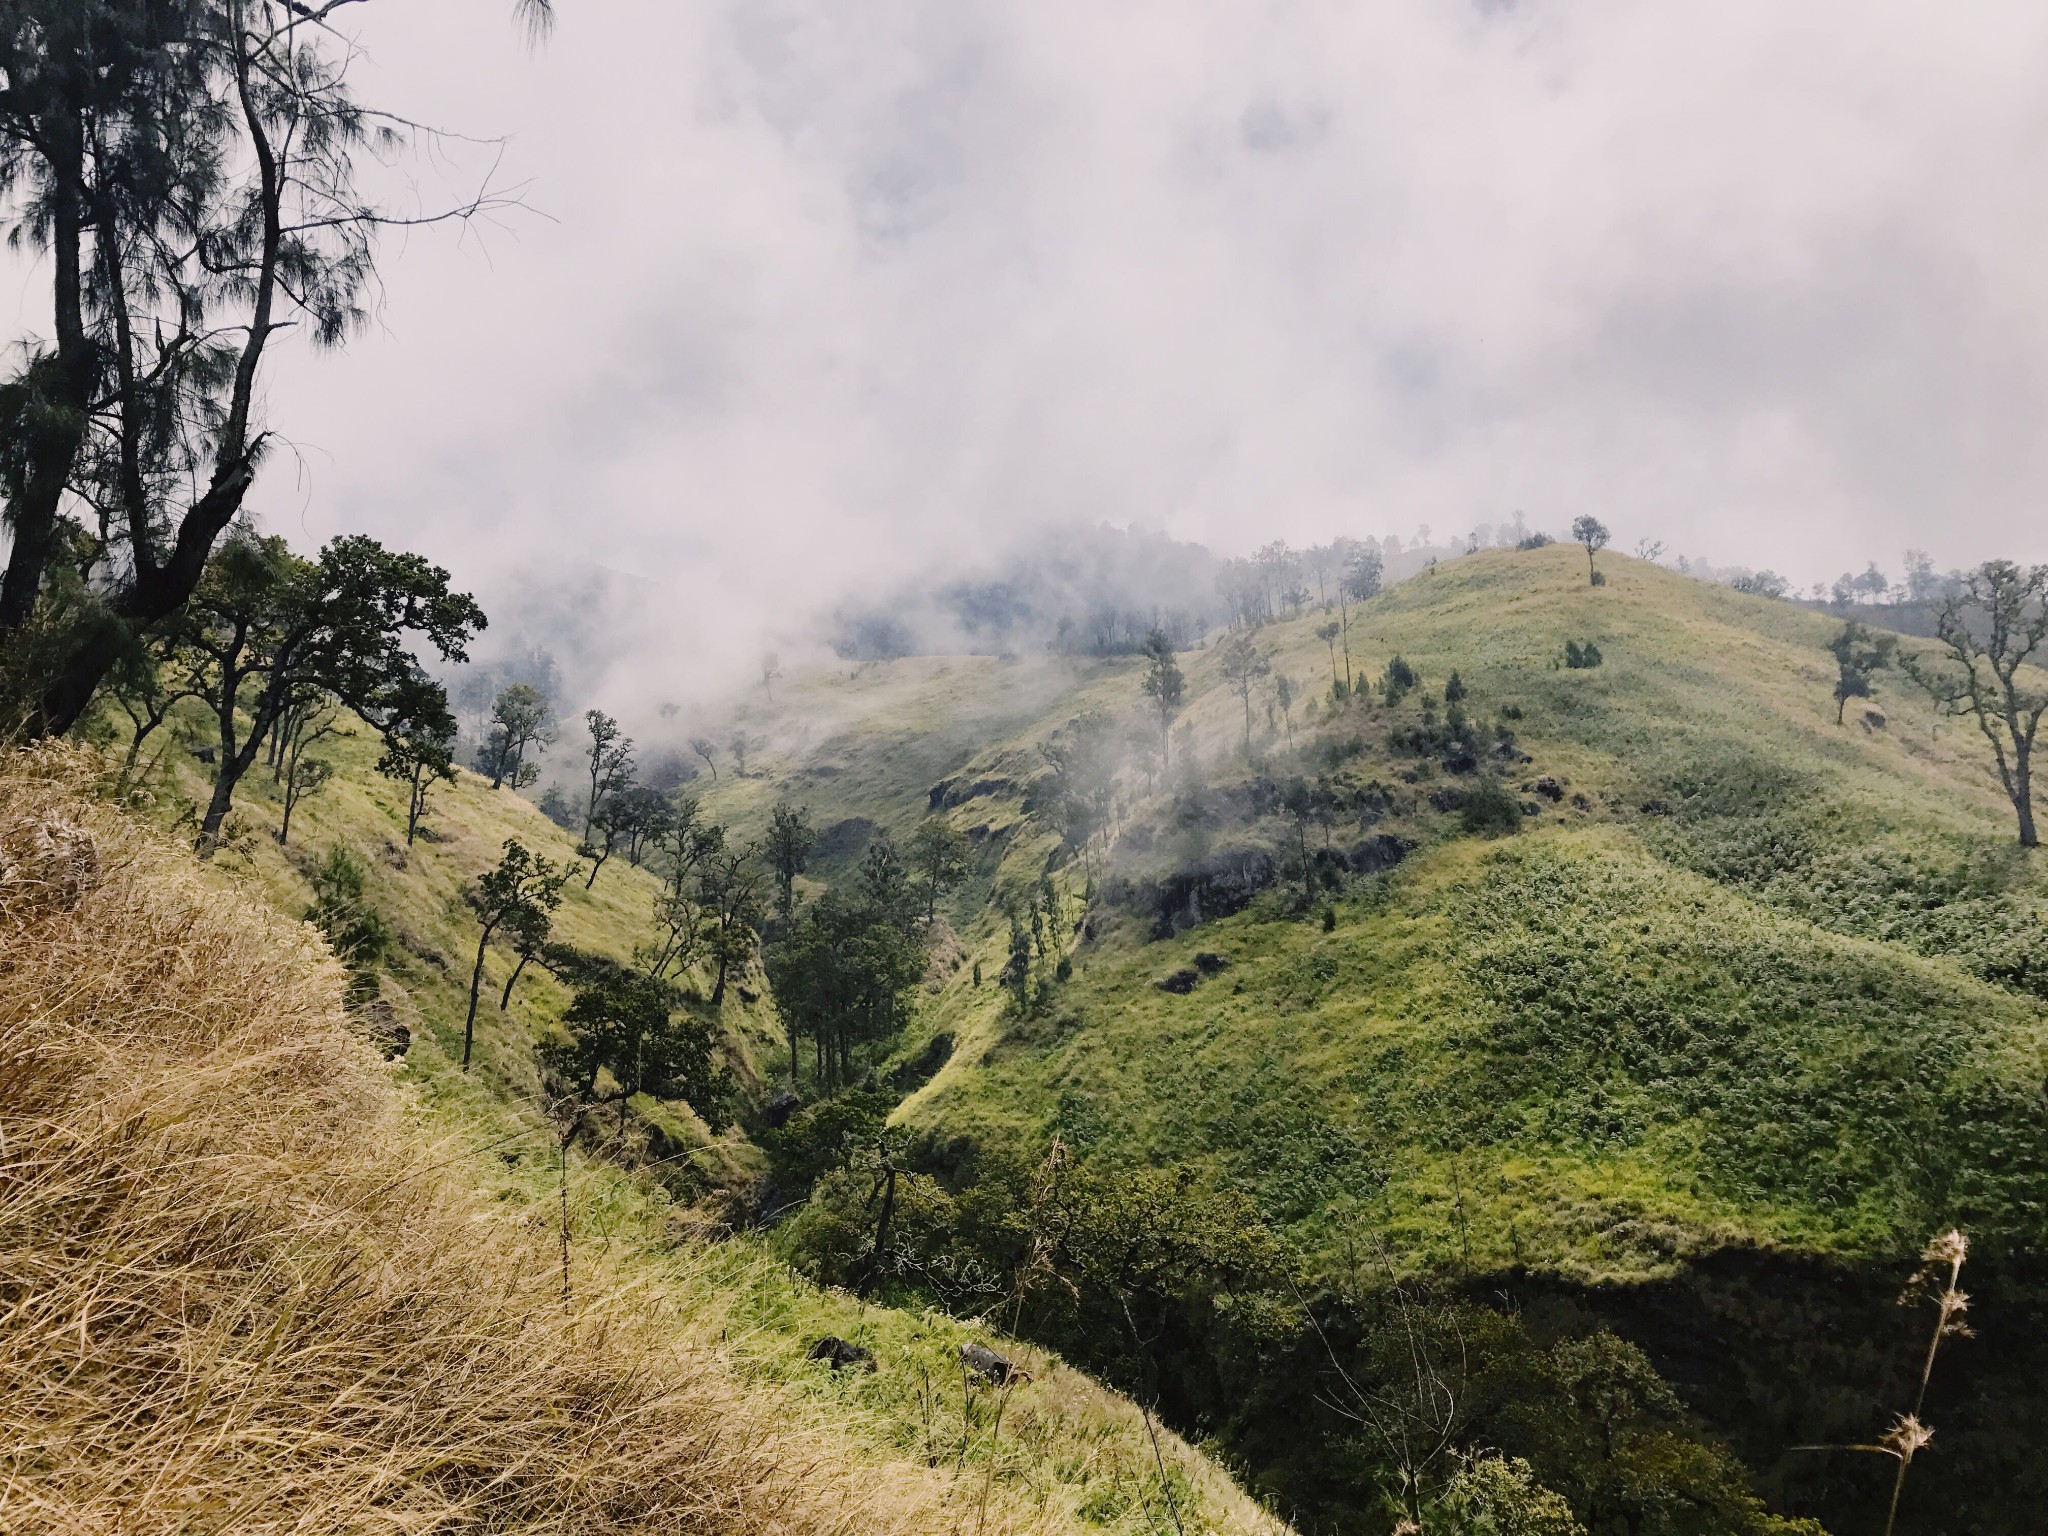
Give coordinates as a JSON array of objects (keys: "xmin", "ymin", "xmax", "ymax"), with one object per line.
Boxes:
[{"xmin": 0, "ymin": 744, "xmax": 1087, "ymax": 1535}]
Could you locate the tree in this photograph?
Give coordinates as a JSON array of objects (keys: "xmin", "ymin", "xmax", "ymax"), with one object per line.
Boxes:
[
  {"xmin": 1903, "ymin": 560, "xmax": 2048, "ymax": 845},
  {"xmin": 1338, "ymin": 547, "xmax": 1381, "ymax": 688},
  {"xmin": 479, "ymin": 683, "xmax": 552, "ymax": 790},
  {"xmin": 766, "ymin": 875, "xmax": 927, "ymax": 1091},
  {"xmin": 1218, "ymin": 631, "xmax": 1271, "ymax": 754},
  {"xmin": 763, "ymin": 801, "xmax": 817, "ymax": 925},
  {"xmin": 643, "ymin": 799, "xmax": 714, "ymax": 984},
  {"xmin": 1381, "ymin": 654, "xmax": 1418, "ymax": 705},
  {"xmin": 609, "ymin": 784, "xmax": 676, "ymax": 866},
  {"xmin": 581, "ymin": 709, "xmax": 634, "ymax": 838},
  {"xmin": 0, "ymin": 0, "xmax": 544, "ymax": 739},
  {"xmin": 461, "ymin": 839, "xmax": 572, "ymax": 1071},
  {"xmin": 1315, "ymin": 620, "xmax": 1343, "ymax": 695},
  {"xmin": 1275, "ymin": 674, "xmax": 1297, "ymax": 749},
  {"xmin": 909, "ymin": 816, "xmax": 972, "ymax": 923},
  {"xmin": 537, "ymin": 953, "xmax": 721, "ymax": 1127},
  {"xmin": 1444, "ymin": 671, "xmax": 1468, "ymax": 705},
  {"xmin": 730, "ymin": 731, "xmax": 758, "ymax": 777},
  {"xmin": 700, "ymin": 838, "xmax": 764, "ymax": 1007},
  {"xmin": 274, "ymin": 705, "xmax": 341, "ymax": 846},
  {"xmin": 1570, "ymin": 517, "xmax": 1610, "ymax": 585},
  {"xmin": 182, "ymin": 530, "xmax": 482, "ymax": 853},
  {"xmin": 1827, "ymin": 620, "xmax": 1897, "ymax": 726},
  {"xmin": 105, "ymin": 622, "xmax": 207, "ymax": 789},
  {"xmin": 1038, "ymin": 711, "xmax": 1120, "ymax": 880},
  {"xmin": 761, "ymin": 651, "xmax": 781, "ymax": 699},
  {"xmin": 579, "ymin": 788, "xmax": 640, "ymax": 889},
  {"xmin": 1139, "ymin": 627, "xmax": 1185, "ymax": 768},
  {"xmin": 376, "ymin": 668, "xmax": 457, "ymax": 845},
  {"xmin": 689, "ymin": 734, "xmax": 719, "ymax": 780},
  {"xmin": 276, "ymin": 749, "xmax": 334, "ymax": 847}
]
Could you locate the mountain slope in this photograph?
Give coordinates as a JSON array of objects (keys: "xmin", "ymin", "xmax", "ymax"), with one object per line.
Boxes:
[
  {"xmin": 23, "ymin": 743, "xmax": 1287, "ymax": 1536},
  {"xmin": 705, "ymin": 545, "xmax": 2048, "ymax": 1280},
  {"xmin": 688, "ymin": 544, "xmax": 2048, "ymax": 1533}
]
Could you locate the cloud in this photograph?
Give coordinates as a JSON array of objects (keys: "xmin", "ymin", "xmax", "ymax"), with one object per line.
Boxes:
[{"xmin": 251, "ymin": 0, "xmax": 2048, "ymax": 700}]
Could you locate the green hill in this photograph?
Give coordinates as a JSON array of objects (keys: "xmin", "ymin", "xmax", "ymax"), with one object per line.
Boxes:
[{"xmin": 684, "ymin": 544, "xmax": 2048, "ymax": 1533}]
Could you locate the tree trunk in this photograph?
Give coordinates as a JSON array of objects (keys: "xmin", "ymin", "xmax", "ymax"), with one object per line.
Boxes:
[
  {"xmin": 499, "ymin": 951, "xmax": 531, "ymax": 1010},
  {"xmin": 406, "ymin": 767, "xmax": 426, "ymax": 843},
  {"xmin": 2015, "ymin": 740, "xmax": 2038, "ymax": 847},
  {"xmin": 858, "ymin": 1164, "xmax": 898, "ymax": 1298},
  {"xmin": 463, "ymin": 925, "xmax": 494, "ymax": 1071}
]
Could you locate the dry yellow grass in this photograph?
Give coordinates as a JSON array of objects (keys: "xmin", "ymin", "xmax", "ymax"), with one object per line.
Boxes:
[{"xmin": 0, "ymin": 744, "xmax": 1077, "ymax": 1535}]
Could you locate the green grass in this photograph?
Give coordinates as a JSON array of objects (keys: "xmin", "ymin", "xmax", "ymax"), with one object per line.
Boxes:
[
  {"xmin": 123, "ymin": 707, "xmax": 1284, "ymax": 1536},
  {"xmin": 699, "ymin": 544, "xmax": 2048, "ymax": 1281}
]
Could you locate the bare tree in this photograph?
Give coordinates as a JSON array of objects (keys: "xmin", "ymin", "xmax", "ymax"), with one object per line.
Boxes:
[
  {"xmin": 1903, "ymin": 561, "xmax": 2048, "ymax": 845},
  {"xmin": 689, "ymin": 734, "xmax": 719, "ymax": 780}
]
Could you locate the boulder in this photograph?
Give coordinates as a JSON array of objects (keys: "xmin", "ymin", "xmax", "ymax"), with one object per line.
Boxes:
[{"xmin": 807, "ymin": 1336, "xmax": 876, "ymax": 1373}]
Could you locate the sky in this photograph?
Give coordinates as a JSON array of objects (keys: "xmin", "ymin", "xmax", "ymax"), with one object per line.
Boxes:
[{"xmin": 103, "ymin": 0, "xmax": 2048, "ymax": 689}]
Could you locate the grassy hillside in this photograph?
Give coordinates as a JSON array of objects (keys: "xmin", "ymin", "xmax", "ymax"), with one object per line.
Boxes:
[
  {"xmin": 678, "ymin": 544, "xmax": 2048, "ymax": 1533},
  {"xmin": 24, "ymin": 742, "xmax": 1287, "ymax": 1536},
  {"xmin": 693, "ymin": 545, "xmax": 2048, "ymax": 1275}
]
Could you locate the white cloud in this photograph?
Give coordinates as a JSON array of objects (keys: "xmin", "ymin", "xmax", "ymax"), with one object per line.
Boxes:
[{"xmin": 248, "ymin": 0, "xmax": 2048, "ymax": 697}]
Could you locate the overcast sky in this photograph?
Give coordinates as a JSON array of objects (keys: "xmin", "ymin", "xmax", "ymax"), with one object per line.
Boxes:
[{"xmin": 145, "ymin": 0, "xmax": 2048, "ymax": 680}]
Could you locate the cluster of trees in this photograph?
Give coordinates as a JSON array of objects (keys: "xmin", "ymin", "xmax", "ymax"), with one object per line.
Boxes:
[
  {"xmin": 766, "ymin": 818, "xmax": 972, "ymax": 1090},
  {"xmin": 1214, "ymin": 538, "xmax": 1384, "ymax": 635},
  {"xmin": 0, "ymin": 0, "xmax": 544, "ymax": 744},
  {"xmin": 104, "ymin": 529, "xmax": 482, "ymax": 853}
]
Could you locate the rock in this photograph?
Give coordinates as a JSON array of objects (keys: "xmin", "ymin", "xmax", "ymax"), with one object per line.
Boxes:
[
  {"xmin": 960, "ymin": 1342, "xmax": 1030, "ymax": 1386},
  {"xmin": 763, "ymin": 1091, "xmax": 800, "ymax": 1129},
  {"xmin": 807, "ymin": 1336, "xmax": 876, "ymax": 1373},
  {"xmin": 1861, "ymin": 707, "xmax": 1888, "ymax": 732},
  {"xmin": 1531, "ymin": 776, "xmax": 1565, "ymax": 802},
  {"xmin": 1347, "ymin": 834, "xmax": 1411, "ymax": 874},
  {"xmin": 1156, "ymin": 968, "xmax": 1200, "ymax": 994},
  {"xmin": 1193, "ymin": 951, "xmax": 1229, "ymax": 975}
]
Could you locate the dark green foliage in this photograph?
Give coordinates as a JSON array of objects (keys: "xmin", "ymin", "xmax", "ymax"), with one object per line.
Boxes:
[
  {"xmin": 766, "ymin": 847, "xmax": 926, "ymax": 1091},
  {"xmin": 1571, "ymin": 517, "xmax": 1611, "ymax": 584},
  {"xmin": 1564, "ymin": 640, "xmax": 1603, "ymax": 669},
  {"xmin": 1826, "ymin": 620, "xmax": 1896, "ymax": 725},
  {"xmin": 1445, "ymin": 670, "xmax": 1468, "ymax": 705},
  {"xmin": 461, "ymin": 838, "xmax": 571, "ymax": 1070},
  {"xmin": 306, "ymin": 845, "xmax": 389, "ymax": 1002},
  {"xmin": 1382, "ymin": 653, "xmax": 1419, "ymax": 705},
  {"xmin": 183, "ymin": 530, "xmax": 483, "ymax": 851},
  {"xmin": 1460, "ymin": 779, "xmax": 1524, "ymax": 837},
  {"xmin": 763, "ymin": 800, "xmax": 817, "ymax": 924},
  {"xmin": 759, "ymin": 1083, "xmax": 895, "ymax": 1197},
  {"xmin": 537, "ymin": 783, "xmax": 577, "ymax": 829},
  {"xmin": 580, "ymin": 709, "xmax": 634, "ymax": 839},
  {"xmin": 0, "ymin": 0, "xmax": 529, "ymax": 736},
  {"xmin": 374, "ymin": 669, "xmax": 457, "ymax": 845},
  {"xmin": 537, "ymin": 952, "xmax": 722, "ymax": 1122}
]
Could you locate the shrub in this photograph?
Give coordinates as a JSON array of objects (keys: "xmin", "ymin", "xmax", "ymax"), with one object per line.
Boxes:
[{"xmin": 1459, "ymin": 779, "xmax": 1524, "ymax": 838}]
